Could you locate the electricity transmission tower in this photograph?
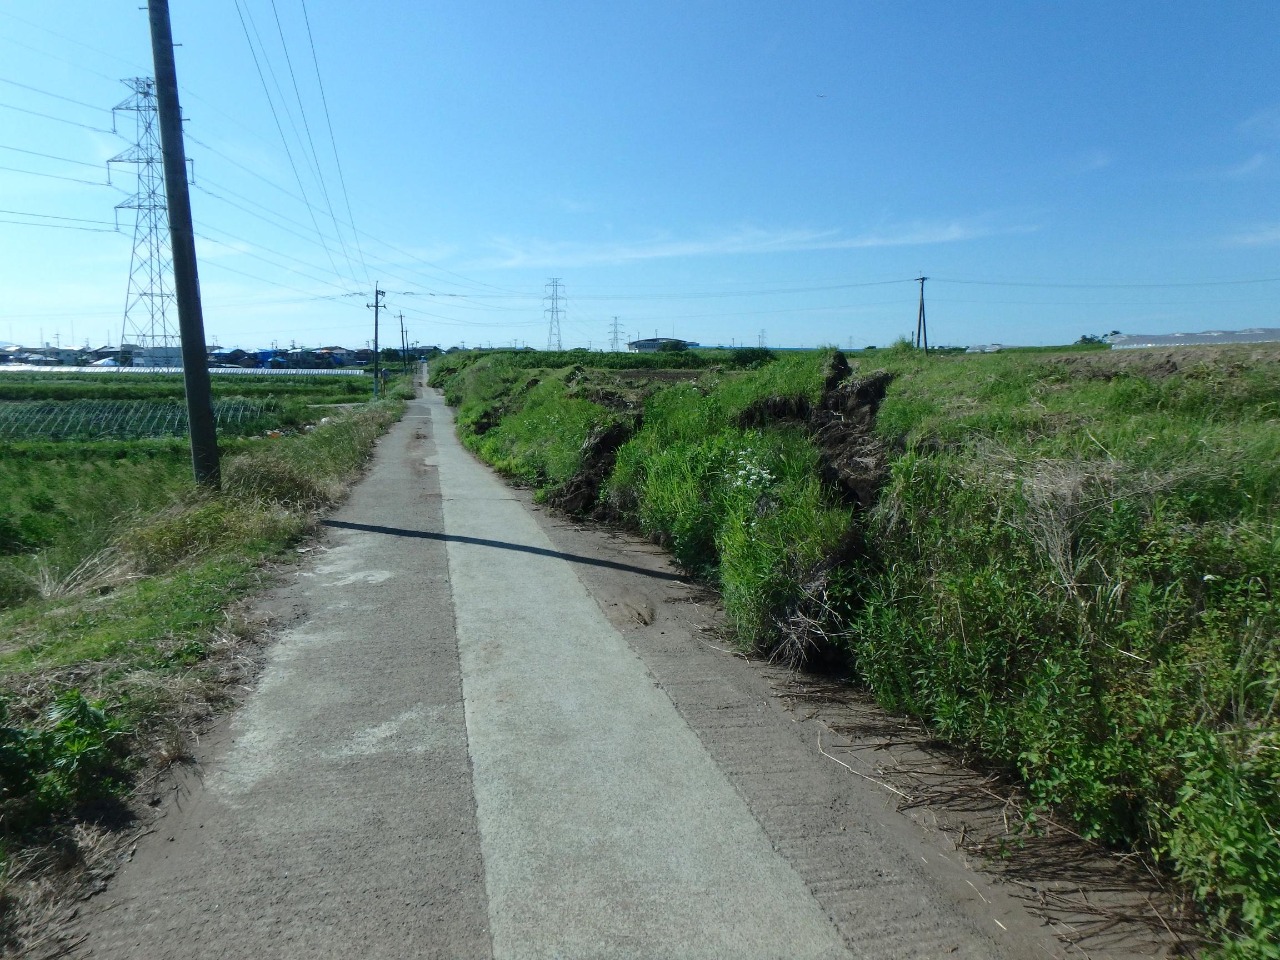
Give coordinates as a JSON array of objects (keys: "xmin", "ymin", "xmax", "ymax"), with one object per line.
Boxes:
[
  {"xmin": 109, "ymin": 78, "xmax": 179, "ymax": 366},
  {"xmin": 545, "ymin": 278, "xmax": 564, "ymax": 351},
  {"xmin": 609, "ymin": 316, "xmax": 622, "ymax": 352}
]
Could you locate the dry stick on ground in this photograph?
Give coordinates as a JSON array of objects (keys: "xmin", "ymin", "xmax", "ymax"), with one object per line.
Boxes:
[
  {"xmin": 815, "ymin": 725, "xmax": 914, "ymax": 801},
  {"xmin": 807, "ymin": 698, "xmax": 1199, "ymax": 951}
]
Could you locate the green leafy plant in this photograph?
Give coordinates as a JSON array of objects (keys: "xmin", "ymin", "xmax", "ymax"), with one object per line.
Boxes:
[
  {"xmin": 439, "ymin": 343, "xmax": 1280, "ymax": 955},
  {"xmin": 0, "ymin": 691, "xmax": 126, "ymax": 834}
]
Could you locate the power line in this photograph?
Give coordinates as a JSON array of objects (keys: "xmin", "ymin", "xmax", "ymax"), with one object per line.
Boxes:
[
  {"xmin": 0, "ymin": 217, "xmax": 118, "ymax": 233},
  {"xmin": 0, "ymin": 142, "xmax": 104, "ymax": 168},
  {"xmin": 0, "ymin": 74, "xmax": 110, "ymax": 113},
  {"xmin": 194, "ymin": 223, "xmax": 357, "ymax": 293},
  {"xmin": 266, "ymin": 0, "xmax": 358, "ymax": 285},
  {"xmin": 0, "ymin": 100, "xmax": 114, "ymax": 133},
  {"xmin": 932, "ymin": 295, "xmax": 1280, "ymax": 307},
  {"xmin": 570, "ymin": 278, "xmax": 916, "ymax": 300},
  {"xmin": 231, "ymin": 0, "xmax": 344, "ymax": 285},
  {"xmin": 185, "ymin": 134, "xmax": 516, "ymax": 296},
  {"xmin": 197, "ymin": 256, "xmax": 335, "ymax": 299},
  {"xmin": 195, "ymin": 180, "xmax": 424, "ymax": 295},
  {"xmin": 0, "ymin": 31, "xmax": 133, "ymax": 86},
  {"xmin": 0, "ymin": 163, "xmax": 117, "ymax": 187},
  {"xmin": 0, "ymin": 208, "xmax": 118, "ymax": 227},
  {"xmin": 193, "ymin": 182, "xmax": 347, "ymax": 258},
  {"xmin": 931, "ymin": 276, "xmax": 1280, "ymax": 289},
  {"xmin": 299, "ymin": 0, "xmax": 368, "ymax": 282},
  {"xmin": 0, "ymin": 11, "xmax": 147, "ymax": 76}
]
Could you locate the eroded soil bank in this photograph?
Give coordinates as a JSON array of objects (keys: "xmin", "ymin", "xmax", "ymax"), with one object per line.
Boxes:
[{"xmin": 431, "ymin": 344, "xmax": 1280, "ymax": 956}]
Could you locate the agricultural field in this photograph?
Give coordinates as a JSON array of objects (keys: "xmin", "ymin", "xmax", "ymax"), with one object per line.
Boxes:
[
  {"xmin": 431, "ymin": 343, "xmax": 1280, "ymax": 958},
  {"xmin": 0, "ymin": 370, "xmax": 409, "ymax": 949},
  {"xmin": 0, "ymin": 398, "xmax": 280, "ymax": 441}
]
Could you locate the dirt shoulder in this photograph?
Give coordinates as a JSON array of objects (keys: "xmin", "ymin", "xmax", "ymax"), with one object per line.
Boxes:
[{"xmin": 524, "ymin": 498, "xmax": 1193, "ymax": 959}]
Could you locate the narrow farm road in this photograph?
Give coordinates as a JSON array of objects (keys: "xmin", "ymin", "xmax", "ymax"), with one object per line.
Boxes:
[{"xmin": 77, "ymin": 389, "xmax": 1090, "ymax": 959}]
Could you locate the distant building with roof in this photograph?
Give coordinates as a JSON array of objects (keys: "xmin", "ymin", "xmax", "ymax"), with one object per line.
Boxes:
[
  {"xmin": 1108, "ymin": 328, "xmax": 1280, "ymax": 349},
  {"xmin": 627, "ymin": 337, "xmax": 700, "ymax": 353}
]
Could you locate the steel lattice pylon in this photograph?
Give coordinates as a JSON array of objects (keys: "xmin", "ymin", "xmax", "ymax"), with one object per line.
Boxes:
[
  {"xmin": 545, "ymin": 277, "xmax": 563, "ymax": 351},
  {"xmin": 110, "ymin": 78, "xmax": 180, "ymax": 367}
]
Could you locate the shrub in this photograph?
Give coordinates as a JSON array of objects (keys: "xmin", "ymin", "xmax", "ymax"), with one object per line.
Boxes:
[
  {"xmin": 727, "ymin": 347, "xmax": 776, "ymax": 368},
  {"xmin": 0, "ymin": 691, "xmax": 126, "ymax": 835}
]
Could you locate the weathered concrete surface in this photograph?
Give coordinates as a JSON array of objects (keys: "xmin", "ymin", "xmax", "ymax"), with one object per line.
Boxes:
[
  {"xmin": 430, "ymin": 390, "xmax": 851, "ymax": 959},
  {"xmin": 75, "ymin": 390, "xmax": 1129, "ymax": 959},
  {"xmin": 78, "ymin": 405, "xmax": 491, "ymax": 959}
]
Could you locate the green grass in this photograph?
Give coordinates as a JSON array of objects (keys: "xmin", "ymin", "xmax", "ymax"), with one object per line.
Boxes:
[
  {"xmin": 0, "ymin": 385, "xmax": 405, "ymax": 932},
  {"xmin": 0, "ymin": 397, "xmax": 289, "ymax": 441},
  {"xmin": 437, "ymin": 349, "xmax": 854, "ymax": 649},
  {"xmin": 468, "ymin": 377, "xmax": 609, "ymax": 488},
  {"xmin": 0, "ymin": 371, "xmax": 372, "ymax": 403},
  {"xmin": 843, "ymin": 346, "xmax": 1280, "ymax": 956},
  {"xmin": 435, "ymin": 343, "xmax": 1280, "ymax": 957}
]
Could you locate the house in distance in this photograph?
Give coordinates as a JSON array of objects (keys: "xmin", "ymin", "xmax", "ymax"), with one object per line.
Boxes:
[{"xmin": 627, "ymin": 337, "xmax": 700, "ymax": 353}]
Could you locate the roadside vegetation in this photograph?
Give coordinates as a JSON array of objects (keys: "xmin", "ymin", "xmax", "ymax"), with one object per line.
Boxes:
[
  {"xmin": 0, "ymin": 371, "xmax": 411, "ymax": 953},
  {"xmin": 432, "ymin": 344, "xmax": 1279, "ymax": 958}
]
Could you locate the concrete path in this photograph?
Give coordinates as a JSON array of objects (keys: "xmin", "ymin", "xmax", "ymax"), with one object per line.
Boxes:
[
  {"xmin": 434, "ymin": 392, "xmax": 849, "ymax": 959},
  {"xmin": 77, "ymin": 390, "xmax": 1077, "ymax": 959}
]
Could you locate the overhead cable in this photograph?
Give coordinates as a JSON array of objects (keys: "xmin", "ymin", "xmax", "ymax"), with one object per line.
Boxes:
[
  {"xmin": 231, "ymin": 0, "xmax": 344, "ymax": 285},
  {"xmin": 0, "ymin": 142, "xmax": 103, "ymax": 168},
  {"xmin": 0, "ymin": 100, "xmax": 114, "ymax": 133},
  {"xmin": 0, "ymin": 163, "xmax": 116, "ymax": 187},
  {"xmin": 267, "ymin": 0, "xmax": 358, "ymax": 285},
  {"xmin": 299, "ymin": 0, "xmax": 368, "ymax": 282}
]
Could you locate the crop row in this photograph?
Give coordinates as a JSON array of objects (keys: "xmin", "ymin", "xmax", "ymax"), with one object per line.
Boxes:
[{"xmin": 0, "ymin": 398, "xmax": 279, "ymax": 441}]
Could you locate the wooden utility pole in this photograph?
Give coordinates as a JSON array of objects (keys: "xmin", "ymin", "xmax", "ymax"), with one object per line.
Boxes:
[
  {"xmin": 914, "ymin": 276, "xmax": 929, "ymax": 354},
  {"xmin": 147, "ymin": 0, "xmax": 219, "ymax": 485},
  {"xmin": 368, "ymin": 285, "xmax": 384, "ymax": 398},
  {"xmin": 398, "ymin": 312, "xmax": 407, "ymax": 374}
]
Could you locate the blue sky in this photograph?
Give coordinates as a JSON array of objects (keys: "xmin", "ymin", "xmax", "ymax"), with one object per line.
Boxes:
[{"xmin": 1, "ymin": 1, "xmax": 1278, "ymax": 351}]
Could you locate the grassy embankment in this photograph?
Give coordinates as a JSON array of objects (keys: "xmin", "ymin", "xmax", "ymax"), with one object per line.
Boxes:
[
  {"xmin": 431, "ymin": 345, "xmax": 1278, "ymax": 958},
  {"xmin": 0, "ymin": 371, "xmax": 412, "ymax": 950}
]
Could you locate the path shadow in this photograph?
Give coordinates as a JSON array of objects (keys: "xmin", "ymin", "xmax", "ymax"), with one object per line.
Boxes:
[{"xmin": 322, "ymin": 519, "xmax": 688, "ymax": 584}]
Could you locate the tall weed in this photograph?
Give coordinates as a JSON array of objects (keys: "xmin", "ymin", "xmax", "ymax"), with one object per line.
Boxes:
[
  {"xmin": 852, "ymin": 348, "xmax": 1280, "ymax": 955},
  {"xmin": 443, "ymin": 344, "xmax": 1280, "ymax": 955}
]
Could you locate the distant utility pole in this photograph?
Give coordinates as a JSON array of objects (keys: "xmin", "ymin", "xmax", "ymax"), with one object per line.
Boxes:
[
  {"xmin": 545, "ymin": 278, "xmax": 563, "ymax": 351},
  {"xmin": 398, "ymin": 312, "xmax": 407, "ymax": 374},
  {"xmin": 914, "ymin": 276, "xmax": 929, "ymax": 353},
  {"xmin": 609, "ymin": 316, "xmax": 622, "ymax": 352},
  {"xmin": 368, "ymin": 285, "xmax": 384, "ymax": 397},
  {"xmin": 146, "ymin": 0, "xmax": 218, "ymax": 486}
]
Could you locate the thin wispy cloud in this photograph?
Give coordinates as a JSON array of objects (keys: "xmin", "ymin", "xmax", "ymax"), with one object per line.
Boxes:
[
  {"xmin": 1239, "ymin": 105, "xmax": 1280, "ymax": 141},
  {"xmin": 1223, "ymin": 153, "xmax": 1269, "ymax": 178},
  {"xmin": 1071, "ymin": 149, "xmax": 1112, "ymax": 174},
  {"xmin": 1182, "ymin": 151, "xmax": 1272, "ymax": 182},
  {"xmin": 475, "ymin": 219, "xmax": 1032, "ymax": 270},
  {"xmin": 1222, "ymin": 223, "xmax": 1280, "ymax": 247}
]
